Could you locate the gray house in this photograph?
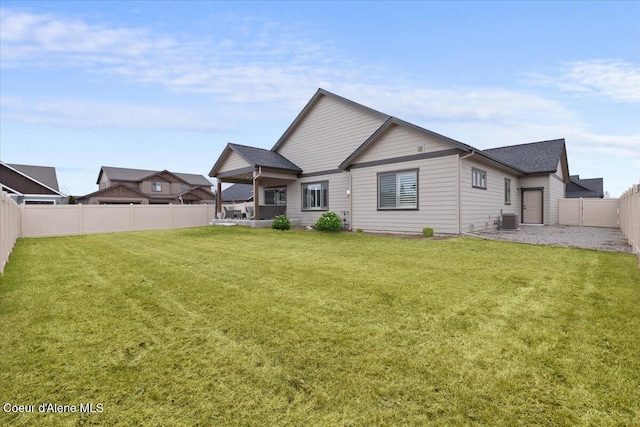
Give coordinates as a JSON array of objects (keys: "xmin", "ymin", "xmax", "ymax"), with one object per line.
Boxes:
[
  {"xmin": 77, "ymin": 166, "xmax": 215, "ymax": 204},
  {"xmin": 0, "ymin": 161, "xmax": 66, "ymax": 204},
  {"xmin": 210, "ymin": 88, "xmax": 573, "ymax": 233}
]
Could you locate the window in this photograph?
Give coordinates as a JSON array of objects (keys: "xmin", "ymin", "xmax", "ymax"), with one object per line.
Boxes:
[
  {"xmin": 378, "ymin": 170, "xmax": 418, "ymax": 209},
  {"xmin": 152, "ymin": 182, "xmax": 162, "ymax": 192},
  {"xmin": 302, "ymin": 182, "xmax": 328, "ymax": 210},
  {"xmin": 180, "ymin": 183, "xmax": 188, "ymax": 191},
  {"xmin": 504, "ymin": 178, "xmax": 511, "ymax": 205},
  {"xmin": 265, "ymin": 187, "xmax": 286, "ymax": 206},
  {"xmin": 472, "ymin": 168, "xmax": 487, "ymax": 189}
]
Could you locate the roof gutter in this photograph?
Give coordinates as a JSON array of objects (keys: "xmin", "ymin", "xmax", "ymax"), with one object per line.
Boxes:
[{"xmin": 458, "ymin": 150, "xmax": 475, "ymax": 234}]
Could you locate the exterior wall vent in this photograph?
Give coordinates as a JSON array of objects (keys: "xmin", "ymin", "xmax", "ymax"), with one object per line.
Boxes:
[
  {"xmin": 502, "ymin": 213, "xmax": 518, "ymax": 230},
  {"xmin": 417, "ymin": 145, "xmax": 424, "ymax": 153}
]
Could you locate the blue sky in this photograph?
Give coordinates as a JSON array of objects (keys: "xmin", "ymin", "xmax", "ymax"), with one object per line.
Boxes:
[{"xmin": 1, "ymin": 1, "xmax": 638, "ymax": 197}]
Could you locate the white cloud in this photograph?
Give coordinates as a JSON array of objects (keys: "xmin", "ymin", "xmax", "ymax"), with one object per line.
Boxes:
[
  {"xmin": 527, "ymin": 60, "xmax": 640, "ymax": 103},
  {"xmin": 1, "ymin": 96, "xmax": 228, "ymax": 131},
  {"xmin": 1, "ymin": 7, "xmax": 637, "ymax": 181},
  {"xmin": 0, "ymin": 8, "xmax": 338, "ymax": 107}
]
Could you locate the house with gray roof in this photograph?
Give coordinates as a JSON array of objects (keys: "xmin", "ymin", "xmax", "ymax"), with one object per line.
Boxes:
[
  {"xmin": 209, "ymin": 88, "xmax": 587, "ymax": 233},
  {"xmin": 0, "ymin": 161, "xmax": 66, "ymax": 204},
  {"xmin": 77, "ymin": 166, "xmax": 214, "ymax": 205},
  {"xmin": 565, "ymin": 175, "xmax": 604, "ymax": 198}
]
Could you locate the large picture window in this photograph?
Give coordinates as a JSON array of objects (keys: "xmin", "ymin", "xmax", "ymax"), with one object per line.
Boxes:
[
  {"xmin": 302, "ymin": 182, "xmax": 328, "ymax": 210},
  {"xmin": 378, "ymin": 170, "xmax": 418, "ymax": 209}
]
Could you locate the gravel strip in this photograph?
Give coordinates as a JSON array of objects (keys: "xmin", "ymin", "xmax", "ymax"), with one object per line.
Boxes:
[{"xmin": 477, "ymin": 225, "xmax": 632, "ymax": 253}]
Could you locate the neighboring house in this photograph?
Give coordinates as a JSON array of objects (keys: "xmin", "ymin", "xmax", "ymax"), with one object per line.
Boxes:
[
  {"xmin": 565, "ymin": 175, "xmax": 604, "ymax": 198},
  {"xmin": 221, "ymin": 183, "xmax": 254, "ymax": 204},
  {"xmin": 0, "ymin": 161, "xmax": 66, "ymax": 204},
  {"xmin": 209, "ymin": 88, "xmax": 577, "ymax": 233},
  {"xmin": 77, "ymin": 166, "xmax": 215, "ymax": 204}
]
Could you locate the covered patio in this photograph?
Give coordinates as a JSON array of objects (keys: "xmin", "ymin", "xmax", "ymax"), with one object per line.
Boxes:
[{"xmin": 209, "ymin": 143, "xmax": 302, "ymax": 220}]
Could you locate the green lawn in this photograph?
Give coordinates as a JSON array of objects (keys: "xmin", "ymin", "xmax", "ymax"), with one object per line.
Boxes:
[{"xmin": 1, "ymin": 226, "xmax": 639, "ymax": 426}]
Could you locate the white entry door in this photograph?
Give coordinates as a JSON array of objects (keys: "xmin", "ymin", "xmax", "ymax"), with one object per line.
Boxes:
[{"xmin": 523, "ymin": 189, "xmax": 543, "ymax": 224}]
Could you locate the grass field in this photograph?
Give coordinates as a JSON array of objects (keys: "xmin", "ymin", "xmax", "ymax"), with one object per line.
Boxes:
[{"xmin": 1, "ymin": 226, "xmax": 639, "ymax": 426}]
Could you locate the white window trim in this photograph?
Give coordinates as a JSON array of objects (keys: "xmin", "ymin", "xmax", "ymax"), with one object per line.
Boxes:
[{"xmin": 472, "ymin": 168, "xmax": 487, "ymax": 189}]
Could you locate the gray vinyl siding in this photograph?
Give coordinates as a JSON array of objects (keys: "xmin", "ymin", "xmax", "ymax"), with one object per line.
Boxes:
[
  {"xmin": 460, "ymin": 159, "xmax": 520, "ymax": 232},
  {"xmin": 221, "ymin": 151, "xmax": 251, "ymax": 172},
  {"xmin": 286, "ymin": 172, "xmax": 350, "ymax": 226},
  {"xmin": 356, "ymin": 124, "xmax": 453, "ymax": 163},
  {"xmin": 99, "ymin": 173, "xmax": 110, "ymax": 190},
  {"xmin": 351, "ymin": 156, "xmax": 459, "ymax": 234},
  {"xmin": 549, "ymin": 160, "xmax": 566, "ymax": 225},
  {"xmin": 277, "ymin": 95, "xmax": 387, "ymax": 173}
]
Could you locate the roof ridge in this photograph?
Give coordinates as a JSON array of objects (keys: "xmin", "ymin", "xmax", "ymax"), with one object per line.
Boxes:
[{"xmin": 486, "ymin": 138, "xmax": 565, "ymax": 151}]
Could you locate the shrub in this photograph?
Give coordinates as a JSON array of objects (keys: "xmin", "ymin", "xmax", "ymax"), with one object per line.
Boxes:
[
  {"xmin": 314, "ymin": 211, "xmax": 343, "ymax": 232},
  {"xmin": 271, "ymin": 215, "xmax": 291, "ymax": 231},
  {"xmin": 422, "ymin": 227, "xmax": 434, "ymax": 238},
  {"xmin": 355, "ymin": 228, "xmax": 364, "ymax": 234}
]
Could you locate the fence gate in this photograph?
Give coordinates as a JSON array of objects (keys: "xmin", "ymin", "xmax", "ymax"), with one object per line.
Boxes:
[{"xmin": 559, "ymin": 198, "xmax": 618, "ymax": 227}]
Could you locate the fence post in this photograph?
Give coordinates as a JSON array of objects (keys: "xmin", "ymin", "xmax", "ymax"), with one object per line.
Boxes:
[
  {"xmin": 203, "ymin": 203, "xmax": 207, "ymax": 226},
  {"xmin": 78, "ymin": 203, "xmax": 83, "ymax": 235},
  {"xmin": 20, "ymin": 203, "xmax": 25, "ymax": 237}
]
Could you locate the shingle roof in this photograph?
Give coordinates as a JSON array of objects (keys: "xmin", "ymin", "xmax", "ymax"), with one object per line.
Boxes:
[
  {"xmin": 173, "ymin": 172, "xmax": 212, "ymax": 187},
  {"xmin": 228, "ymin": 143, "xmax": 302, "ymax": 172},
  {"xmin": 483, "ymin": 139, "xmax": 565, "ymax": 174},
  {"xmin": 8, "ymin": 163, "xmax": 60, "ymax": 191},
  {"xmin": 566, "ymin": 175, "xmax": 604, "ymax": 198},
  {"xmin": 221, "ymin": 183, "xmax": 253, "ymax": 202},
  {"xmin": 99, "ymin": 166, "xmax": 211, "ymax": 187}
]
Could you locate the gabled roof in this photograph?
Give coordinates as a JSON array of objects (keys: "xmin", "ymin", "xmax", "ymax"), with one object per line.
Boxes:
[
  {"xmin": 78, "ymin": 183, "xmax": 150, "ymax": 200},
  {"xmin": 209, "ymin": 143, "xmax": 302, "ymax": 177},
  {"xmin": 484, "ymin": 139, "xmax": 566, "ymax": 174},
  {"xmin": 174, "ymin": 172, "xmax": 212, "ymax": 187},
  {"xmin": 1, "ymin": 161, "xmax": 64, "ymax": 195},
  {"xmin": 211, "ymin": 88, "xmax": 572, "ymax": 181},
  {"xmin": 221, "ymin": 183, "xmax": 253, "ymax": 202},
  {"xmin": 271, "ymin": 88, "xmax": 390, "ymax": 152},
  {"xmin": 98, "ymin": 166, "xmax": 211, "ymax": 187},
  {"xmin": 338, "ymin": 116, "xmax": 527, "ymax": 175},
  {"xmin": 566, "ymin": 175, "xmax": 604, "ymax": 198}
]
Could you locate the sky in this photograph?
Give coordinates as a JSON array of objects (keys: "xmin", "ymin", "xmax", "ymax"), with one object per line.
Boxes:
[{"xmin": 1, "ymin": 1, "xmax": 639, "ymax": 197}]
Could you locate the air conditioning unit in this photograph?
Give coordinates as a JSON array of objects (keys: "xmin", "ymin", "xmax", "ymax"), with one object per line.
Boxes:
[{"xmin": 502, "ymin": 213, "xmax": 518, "ymax": 230}]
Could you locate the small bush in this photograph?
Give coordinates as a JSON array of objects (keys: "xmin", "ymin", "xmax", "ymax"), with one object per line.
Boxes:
[
  {"xmin": 314, "ymin": 211, "xmax": 343, "ymax": 232},
  {"xmin": 271, "ymin": 215, "xmax": 291, "ymax": 231},
  {"xmin": 355, "ymin": 228, "xmax": 363, "ymax": 234},
  {"xmin": 422, "ymin": 227, "xmax": 434, "ymax": 238}
]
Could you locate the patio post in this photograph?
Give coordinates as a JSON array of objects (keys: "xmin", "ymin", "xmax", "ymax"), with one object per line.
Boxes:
[
  {"xmin": 253, "ymin": 176, "xmax": 260, "ymax": 220},
  {"xmin": 216, "ymin": 179, "xmax": 222, "ymax": 219}
]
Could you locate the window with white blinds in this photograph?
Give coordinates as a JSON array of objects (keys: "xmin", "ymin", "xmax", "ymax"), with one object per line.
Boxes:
[{"xmin": 378, "ymin": 170, "xmax": 418, "ymax": 209}]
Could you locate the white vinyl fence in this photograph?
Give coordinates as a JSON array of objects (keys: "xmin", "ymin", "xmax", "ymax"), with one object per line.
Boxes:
[
  {"xmin": 619, "ymin": 184, "xmax": 639, "ymax": 260},
  {"xmin": 20, "ymin": 203, "xmax": 217, "ymax": 238},
  {"xmin": 558, "ymin": 198, "xmax": 619, "ymax": 227},
  {"xmin": 1, "ymin": 191, "xmax": 21, "ymax": 273}
]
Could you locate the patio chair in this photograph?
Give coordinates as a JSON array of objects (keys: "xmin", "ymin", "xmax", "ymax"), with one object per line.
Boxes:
[
  {"xmin": 246, "ymin": 206, "xmax": 254, "ymax": 219},
  {"xmin": 223, "ymin": 207, "xmax": 234, "ymax": 219}
]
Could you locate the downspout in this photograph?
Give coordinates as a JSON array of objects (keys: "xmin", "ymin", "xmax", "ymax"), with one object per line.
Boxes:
[
  {"xmin": 348, "ymin": 171, "xmax": 353, "ymax": 230},
  {"xmin": 458, "ymin": 150, "xmax": 475, "ymax": 234}
]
